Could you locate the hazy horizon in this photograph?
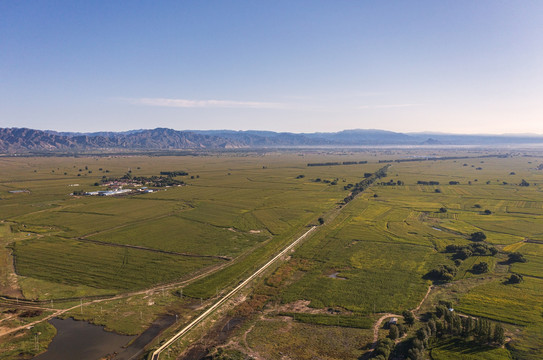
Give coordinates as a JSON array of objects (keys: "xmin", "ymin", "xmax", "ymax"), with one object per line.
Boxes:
[{"xmin": 3, "ymin": 126, "xmax": 542, "ymax": 137}]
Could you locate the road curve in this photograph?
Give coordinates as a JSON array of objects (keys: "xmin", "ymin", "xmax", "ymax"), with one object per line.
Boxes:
[{"xmin": 151, "ymin": 225, "xmax": 317, "ymax": 360}]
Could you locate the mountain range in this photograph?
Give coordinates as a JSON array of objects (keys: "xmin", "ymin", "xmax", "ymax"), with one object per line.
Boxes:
[{"xmin": 1, "ymin": 127, "xmax": 543, "ymax": 153}]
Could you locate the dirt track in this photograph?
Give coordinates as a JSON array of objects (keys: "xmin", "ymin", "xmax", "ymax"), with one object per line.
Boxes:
[{"xmin": 370, "ymin": 284, "xmax": 433, "ymax": 348}]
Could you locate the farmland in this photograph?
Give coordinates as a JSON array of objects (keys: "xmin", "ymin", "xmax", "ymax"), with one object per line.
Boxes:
[{"xmin": 1, "ymin": 149, "xmax": 543, "ymax": 359}]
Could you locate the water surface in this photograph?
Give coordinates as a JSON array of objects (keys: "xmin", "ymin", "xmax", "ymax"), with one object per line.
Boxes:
[{"xmin": 34, "ymin": 317, "xmax": 135, "ymax": 360}]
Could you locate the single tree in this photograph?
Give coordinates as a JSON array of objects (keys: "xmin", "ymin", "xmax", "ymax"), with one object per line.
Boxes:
[
  {"xmin": 508, "ymin": 252, "xmax": 527, "ymax": 263},
  {"xmin": 388, "ymin": 324, "xmax": 399, "ymax": 340},
  {"xmin": 402, "ymin": 310, "xmax": 415, "ymax": 326},
  {"xmin": 494, "ymin": 323, "xmax": 506, "ymax": 345}
]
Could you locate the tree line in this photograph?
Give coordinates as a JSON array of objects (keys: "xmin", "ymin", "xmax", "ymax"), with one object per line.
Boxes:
[
  {"xmin": 372, "ymin": 302, "xmax": 506, "ymax": 360},
  {"xmin": 342, "ymin": 165, "xmax": 390, "ymax": 204},
  {"xmin": 307, "ymin": 161, "xmax": 367, "ymax": 167}
]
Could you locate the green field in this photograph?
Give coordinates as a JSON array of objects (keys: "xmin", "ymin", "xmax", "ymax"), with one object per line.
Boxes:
[
  {"xmin": 219, "ymin": 153, "xmax": 543, "ymax": 360},
  {"xmin": 1, "ymin": 154, "xmax": 381, "ymax": 298},
  {"xmin": 1, "ymin": 150, "xmax": 543, "ymax": 359},
  {"xmin": 12, "ymin": 236, "xmax": 222, "ymax": 293}
]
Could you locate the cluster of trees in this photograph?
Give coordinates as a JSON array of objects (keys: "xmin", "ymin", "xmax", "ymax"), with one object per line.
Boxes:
[
  {"xmin": 373, "ymin": 303, "xmax": 506, "ymax": 360},
  {"xmin": 403, "ymin": 305, "xmax": 505, "ymax": 360},
  {"xmin": 387, "ymin": 154, "xmax": 507, "ymax": 164},
  {"xmin": 425, "ymin": 264, "xmax": 457, "ymax": 282},
  {"xmin": 373, "ymin": 338, "xmax": 395, "ymax": 359},
  {"xmin": 519, "ymin": 179, "xmax": 530, "ymax": 187},
  {"xmin": 342, "ymin": 161, "xmax": 367, "ymax": 165},
  {"xmin": 307, "ymin": 161, "xmax": 367, "ymax": 167},
  {"xmin": 445, "ymin": 242, "xmax": 498, "ymax": 260},
  {"xmin": 417, "ymin": 180, "xmax": 440, "ymax": 185},
  {"xmin": 426, "ymin": 232, "xmax": 500, "ymax": 281},
  {"xmin": 103, "ymin": 172, "xmax": 186, "ymax": 187},
  {"xmin": 159, "ymin": 170, "xmax": 188, "ymax": 176},
  {"xmin": 295, "ymin": 174, "xmax": 305, "ymax": 179},
  {"xmin": 386, "ymin": 311, "xmax": 416, "ymax": 342},
  {"xmin": 312, "ymin": 178, "xmax": 338, "ymax": 185},
  {"xmin": 471, "ymin": 262, "xmax": 490, "ymax": 274},
  {"xmin": 343, "ymin": 165, "xmax": 390, "ymax": 204},
  {"xmin": 379, "ymin": 179, "xmax": 404, "ymax": 186}
]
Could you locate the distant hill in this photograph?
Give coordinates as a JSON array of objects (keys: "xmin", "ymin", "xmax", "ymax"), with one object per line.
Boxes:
[
  {"xmin": 1, "ymin": 127, "xmax": 543, "ymax": 153},
  {"xmin": 0, "ymin": 128, "xmax": 241, "ymax": 153}
]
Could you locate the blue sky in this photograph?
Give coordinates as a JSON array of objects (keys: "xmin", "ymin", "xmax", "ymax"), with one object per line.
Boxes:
[{"xmin": 1, "ymin": 1, "xmax": 542, "ymax": 134}]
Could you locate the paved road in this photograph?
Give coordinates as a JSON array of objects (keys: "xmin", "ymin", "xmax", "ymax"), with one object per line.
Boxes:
[{"xmin": 151, "ymin": 225, "xmax": 317, "ymax": 360}]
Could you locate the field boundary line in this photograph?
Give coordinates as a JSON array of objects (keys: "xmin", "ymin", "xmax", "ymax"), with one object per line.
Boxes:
[{"xmin": 75, "ymin": 237, "xmax": 232, "ymax": 261}]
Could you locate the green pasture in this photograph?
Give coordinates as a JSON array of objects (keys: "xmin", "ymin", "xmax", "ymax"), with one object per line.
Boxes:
[
  {"xmin": 90, "ymin": 214, "xmax": 268, "ymax": 257},
  {"xmin": 12, "ymin": 236, "xmax": 221, "ymax": 296},
  {"xmin": 1, "ymin": 151, "xmax": 543, "ymax": 359},
  {"xmin": 430, "ymin": 338, "xmax": 512, "ymax": 360},
  {"xmin": 456, "ymin": 277, "xmax": 543, "ymax": 359},
  {"xmin": 279, "ymin": 198, "xmax": 435, "ymax": 314},
  {"xmin": 245, "ymin": 319, "xmax": 371, "ymax": 360},
  {"xmin": 2, "ymin": 154, "xmax": 379, "ymax": 299},
  {"xmin": 279, "ymin": 312, "xmax": 373, "ymax": 329}
]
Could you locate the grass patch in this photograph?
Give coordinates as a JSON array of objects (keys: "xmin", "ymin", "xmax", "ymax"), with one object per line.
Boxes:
[
  {"xmin": 12, "ymin": 236, "xmax": 221, "ymax": 295},
  {"xmin": 278, "ymin": 312, "xmax": 372, "ymax": 329},
  {"xmin": 430, "ymin": 338, "xmax": 512, "ymax": 360}
]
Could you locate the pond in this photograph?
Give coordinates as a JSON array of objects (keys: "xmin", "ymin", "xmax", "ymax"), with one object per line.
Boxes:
[
  {"xmin": 33, "ymin": 317, "xmax": 135, "ymax": 360},
  {"xmin": 34, "ymin": 315, "xmax": 176, "ymax": 360}
]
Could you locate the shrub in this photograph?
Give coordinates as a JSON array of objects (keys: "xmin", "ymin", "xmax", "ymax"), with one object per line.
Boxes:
[
  {"xmin": 508, "ymin": 252, "xmax": 527, "ymax": 263},
  {"xmin": 425, "ymin": 265, "xmax": 457, "ymax": 282},
  {"xmin": 402, "ymin": 310, "xmax": 415, "ymax": 325},
  {"xmin": 470, "ymin": 231, "xmax": 487, "ymax": 242},
  {"xmin": 507, "ymin": 273, "xmax": 523, "ymax": 284},
  {"xmin": 471, "ymin": 262, "xmax": 489, "ymax": 274}
]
